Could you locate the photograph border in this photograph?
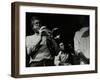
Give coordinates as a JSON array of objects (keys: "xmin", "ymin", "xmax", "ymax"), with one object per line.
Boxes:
[{"xmin": 11, "ymin": 2, "xmax": 98, "ymax": 78}]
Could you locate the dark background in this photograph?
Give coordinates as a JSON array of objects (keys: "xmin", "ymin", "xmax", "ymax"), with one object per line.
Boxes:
[
  {"xmin": 26, "ymin": 12, "xmax": 89, "ymax": 66},
  {"xmin": 26, "ymin": 12, "xmax": 89, "ymax": 48}
]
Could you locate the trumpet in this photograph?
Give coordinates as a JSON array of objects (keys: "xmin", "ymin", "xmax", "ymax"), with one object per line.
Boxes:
[{"xmin": 40, "ymin": 26, "xmax": 52, "ymax": 36}]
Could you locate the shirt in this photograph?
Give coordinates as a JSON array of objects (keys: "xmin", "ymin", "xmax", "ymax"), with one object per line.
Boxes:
[
  {"xmin": 26, "ymin": 34, "xmax": 51, "ymax": 63},
  {"xmin": 74, "ymin": 27, "xmax": 90, "ymax": 64}
]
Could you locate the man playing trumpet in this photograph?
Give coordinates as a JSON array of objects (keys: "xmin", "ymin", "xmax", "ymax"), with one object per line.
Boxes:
[{"xmin": 26, "ymin": 16, "xmax": 59, "ymax": 67}]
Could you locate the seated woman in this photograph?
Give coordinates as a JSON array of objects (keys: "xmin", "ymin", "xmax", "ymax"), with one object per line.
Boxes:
[{"xmin": 54, "ymin": 42, "xmax": 71, "ymax": 66}]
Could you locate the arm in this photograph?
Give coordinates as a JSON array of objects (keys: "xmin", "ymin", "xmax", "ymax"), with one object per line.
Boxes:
[
  {"xmin": 47, "ymin": 37, "xmax": 60, "ymax": 56},
  {"xmin": 31, "ymin": 37, "xmax": 42, "ymax": 53},
  {"xmin": 54, "ymin": 51, "xmax": 61, "ymax": 66},
  {"xmin": 78, "ymin": 52, "xmax": 89, "ymax": 64},
  {"xmin": 74, "ymin": 31, "xmax": 81, "ymax": 55}
]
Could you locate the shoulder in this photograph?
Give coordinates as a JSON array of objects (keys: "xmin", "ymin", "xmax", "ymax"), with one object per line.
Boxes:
[
  {"xmin": 79, "ymin": 27, "xmax": 89, "ymax": 33},
  {"xmin": 26, "ymin": 35, "xmax": 35, "ymax": 41},
  {"xmin": 75, "ymin": 27, "xmax": 89, "ymax": 37},
  {"xmin": 26, "ymin": 35, "xmax": 36, "ymax": 45}
]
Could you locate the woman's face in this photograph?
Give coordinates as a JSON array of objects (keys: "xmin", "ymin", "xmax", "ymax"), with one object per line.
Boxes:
[{"xmin": 59, "ymin": 43, "xmax": 64, "ymax": 50}]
